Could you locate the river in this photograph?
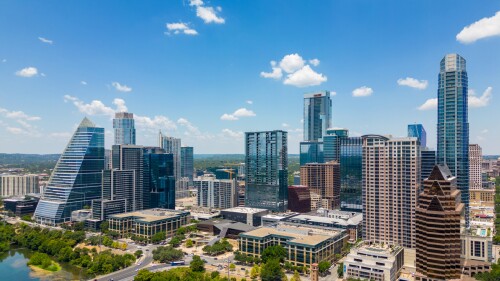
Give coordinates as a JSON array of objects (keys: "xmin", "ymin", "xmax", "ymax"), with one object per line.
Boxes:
[{"xmin": 0, "ymin": 247, "xmax": 91, "ymax": 281}]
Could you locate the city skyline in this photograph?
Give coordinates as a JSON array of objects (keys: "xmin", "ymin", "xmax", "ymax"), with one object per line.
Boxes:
[{"xmin": 0, "ymin": 1, "xmax": 499, "ymax": 154}]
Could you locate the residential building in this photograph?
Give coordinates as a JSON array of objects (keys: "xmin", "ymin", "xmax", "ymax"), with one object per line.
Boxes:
[
  {"xmin": 195, "ymin": 176, "xmax": 237, "ymax": 209},
  {"xmin": 0, "ymin": 174, "xmax": 39, "ymax": 197},
  {"xmin": 408, "ymin": 124, "xmax": 427, "ymax": 148},
  {"xmin": 304, "ymin": 91, "xmax": 332, "ymax": 142},
  {"xmin": 158, "ymin": 132, "xmax": 182, "ymax": 197},
  {"xmin": 469, "ymin": 144, "xmax": 482, "ymax": 190},
  {"xmin": 239, "ymin": 223, "xmax": 347, "ymax": 267},
  {"xmin": 287, "ymin": 185, "xmax": 311, "ymax": 213},
  {"xmin": 415, "ymin": 165, "xmax": 464, "ymax": 281},
  {"xmin": 461, "ymin": 228, "xmax": 494, "ymax": 263},
  {"xmin": 245, "ymin": 130, "xmax": 288, "ymax": 212},
  {"xmin": 111, "ymin": 144, "xmax": 145, "ymax": 210},
  {"xmin": 34, "ymin": 118, "xmax": 104, "ymax": 225},
  {"xmin": 343, "ymin": 243, "xmax": 404, "ymax": 281},
  {"xmin": 436, "ymin": 53, "xmax": 470, "ymax": 226},
  {"xmin": 362, "ymin": 135, "xmax": 420, "ymax": 249},
  {"xmin": 113, "ymin": 112, "xmax": 135, "ymax": 145},
  {"xmin": 181, "ymin": 146, "xmax": 194, "ymax": 181},
  {"xmin": 220, "ymin": 206, "xmax": 269, "ymax": 227},
  {"xmin": 310, "ymin": 192, "xmax": 322, "ymax": 210},
  {"xmin": 300, "ymin": 161, "xmax": 340, "ymax": 210}
]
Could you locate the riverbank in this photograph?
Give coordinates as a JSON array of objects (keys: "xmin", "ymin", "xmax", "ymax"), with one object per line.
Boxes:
[{"xmin": 29, "ymin": 261, "xmax": 62, "ymax": 272}]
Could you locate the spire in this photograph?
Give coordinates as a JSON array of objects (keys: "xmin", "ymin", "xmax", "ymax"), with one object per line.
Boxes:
[{"xmin": 78, "ymin": 117, "xmax": 95, "ymax": 128}]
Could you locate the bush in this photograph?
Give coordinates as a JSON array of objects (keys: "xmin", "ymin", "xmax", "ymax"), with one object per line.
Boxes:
[
  {"xmin": 152, "ymin": 246, "xmax": 184, "ymax": 263},
  {"xmin": 190, "ymin": 255, "xmax": 205, "ymax": 272}
]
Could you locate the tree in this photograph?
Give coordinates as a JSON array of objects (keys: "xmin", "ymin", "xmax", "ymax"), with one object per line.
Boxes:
[
  {"xmin": 229, "ymin": 263, "xmax": 236, "ymax": 271},
  {"xmin": 290, "ymin": 270, "xmax": 301, "ymax": 281},
  {"xmin": 190, "ymin": 255, "xmax": 205, "ymax": 272},
  {"xmin": 337, "ymin": 262, "xmax": 344, "ymax": 278},
  {"xmin": 250, "ymin": 264, "xmax": 260, "ymax": 280},
  {"xmin": 100, "ymin": 221, "xmax": 109, "ymax": 233},
  {"xmin": 152, "ymin": 246, "xmax": 184, "ymax": 263},
  {"xmin": 260, "ymin": 258, "xmax": 285, "ymax": 281},
  {"xmin": 134, "ymin": 250, "xmax": 143, "ymax": 258},
  {"xmin": 151, "ymin": 231, "xmax": 166, "ymax": 244},
  {"xmin": 185, "ymin": 239, "xmax": 194, "ymax": 248},
  {"xmin": 318, "ymin": 260, "xmax": 331, "ymax": 274},
  {"xmin": 21, "ymin": 215, "xmax": 33, "ymax": 222},
  {"xmin": 261, "ymin": 245, "xmax": 287, "ymax": 263}
]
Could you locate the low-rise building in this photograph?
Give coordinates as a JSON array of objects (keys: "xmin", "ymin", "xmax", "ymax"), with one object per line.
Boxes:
[
  {"xmin": 3, "ymin": 196, "xmax": 39, "ymax": 216},
  {"xmin": 188, "ymin": 206, "xmax": 221, "ymax": 221},
  {"xmin": 197, "ymin": 219, "xmax": 256, "ymax": 239},
  {"xmin": 470, "ymin": 189, "xmax": 495, "ymax": 208},
  {"xmin": 461, "ymin": 227, "xmax": 494, "ymax": 263},
  {"xmin": 108, "ymin": 208, "xmax": 189, "ymax": 242},
  {"xmin": 239, "ymin": 223, "xmax": 348, "ymax": 267},
  {"xmin": 261, "ymin": 212, "xmax": 299, "ymax": 226},
  {"xmin": 71, "ymin": 209, "xmax": 92, "ymax": 222},
  {"xmin": 220, "ymin": 206, "xmax": 269, "ymax": 227},
  {"xmin": 288, "ymin": 185, "xmax": 311, "ymax": 213},
  {"xmin": 343, "ymin": 243, "xmax": 404, "ymax": 281}
]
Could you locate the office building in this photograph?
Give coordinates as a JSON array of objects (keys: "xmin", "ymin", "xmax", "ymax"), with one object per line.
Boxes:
[
  {"xmin": 0, "ymin": 174, "xmax": 39, "ymax": 197},
  {"xmin": 111, "ymin": 144, "xmax": 145, "ymax": 210},
  {"xmin": 220, "ymin": 206, "xmax": 269, "ymax": 227},
  {"xmin": 421, "ymin": 148, "xmax": 436, "ymax": 187},
  {"xmin": 181, "ymin": 146, "xmax": 194, "ymax": 181},
  {"xmin": 239, "ymin": 223, "xmax": 347, "ymax": 267},
  {"xmin": 323, "ymin": 128, "xmax": 363, "ymax": 211},
  {"xmin": 363, "ymin": 135, "xmax": 420, "ymax": 249},
  {"xmin": 408, "ymin": 124, "xmax": 427, "ymax": 148},
  {"xmin": 113, "ymin": 112, "xmax": 136, "ymax": 145},
  {"xmin": 300, "ymin": 161, "xmax": 340, "ymax": 210},
  {"xmin": 299, "ymin": 141, "xmax": 324, "ymax": 165},
  {"xmin": 158, "ymin": 132, "xmax": 182, "ymax": 196},
  {"xmin": 261, "ymin": 212, "xmax": 300, "ymax": 226},
  {"xmin": 3, "ymin": 196, "xmax": 39, "ymax": 216},
  {"xmin": 304, "ymin": 91, "xmax": 332, "ymax": 142},
  {"xmin": 34, "ymin": 118, "xmax": 104, "ymax": 225},
  {"xmin": 310, "ymin": 192, "xmax": 322, "ymax": 210},
  {"xmin": 287, "ymin": 185, "xmax": 311, "ymax": 213},
  {"xmin": 470, "ymin": 189, "xmax": 495, "ymax": 207},
  {"xmin": 469, "ymin": 144, "xmax": 482, "ymax": 190},
  {"xmin": 245, "ymin": 130, "xmax": 288, "ymax": 212},
  {"xmin": 415, "ymin": 165, "xmax": 464, "ymax": 281},
  {"xmin": 343, "ymin": 243, "xmax": 404, "ymax": 281},
  {"xmin": 143, "ymin": 147, "xmax": 175, "ymax": 210},
  {"xmin": 195, "ymin": 176, "xmax": 237, "ymax": 209},
  {"xmin": 436, "ymin": 53, "xmax": 470, "ymax": 226}
]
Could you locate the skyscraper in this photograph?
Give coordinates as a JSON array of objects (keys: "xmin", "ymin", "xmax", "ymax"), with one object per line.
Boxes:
[
  {"xmin": 300, "ymin": 161, "xmax": 341, "ymax": 210},
  {"xmin": 469, "ymin": 144, "xmax": 482, "ymax": 190},
  {"xmin": 304, "ymin": 91, "xmax": 332, "ymax": 141},
  {"xmin": 408, "ymin": 124, "xmax": 427, "ymax": 148},
  {"xmin": 113, "ymin": 112, "xmax": 136, "ymax": 145},
  {"xmin": 195, "ymin": 177, "xmax": 237, "ymax": 209},
  {"xmin": 111, "ymin": 144, "xmax": 145, "ymax": 210},
  {"xmin": 143, "ymin": 147, "xmax": 175, "ymax": 210},
  {"xmin": 415, "ymin": 165, "xmax": 464, "ymax": 280},
  {"xmin": 407, "ymin": 124, "xmax": 436, "ymax": 191},
  {"xmin": 181, "ymin": 146, "xmax": 194, "ymax": 181},
  {"xmin": 158, "ymin": 132, "xmax": 182, "ymax": 197},
  {"xmin": 245, "ymin": 130, "xmax": 288, "ymax": 212},
  {"xmin": 363, "ymin": 135, "xmax": 420, "ymax": 249},
  {"xmin": 436, "ymin": 53, "xmax": 470, "ymax": 226},
  {"xmin": 34, "ymin": 118, "xmax": 104, "ymax": 225}
]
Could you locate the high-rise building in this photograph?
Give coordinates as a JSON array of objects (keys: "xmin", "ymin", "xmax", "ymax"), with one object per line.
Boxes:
[
  {"xmin": 415, "ymin": 165, "xmax": 464, "ymax": 281},
  {"xmin": 469, "ymin": 144, "xmax": 482, "ymax": 190},
  {"xmin": 181, "ymin": 146, "xmax": 194, "ymax": 181},
  {"xmin": 0, "ymin": 175, "xmax": 39, "ymax": 197},
  {"xmin": 408, "ymin": 124, "xmax": 427, "ymax": 148},
  {"xmin": 113, "ymin": 112, "xmax": 136, "ymax": 145},
  {"xmin": 143, "ymin": 147, "xmax": 175, "ymax": 210},
  {"xmin": 245, "ymin": 130, "xmax": 288, "ymax": 212},
  {"xmin": 299, "ymin": 141, "xmax": 324, "ymax": 165},
  {"xmin": 34, "ymin": 118, "xmax": 105, "ymax": 225},
  {"xmin": 111, "ymin": 144, "xmax": 145, "ymax": 210},
  {"xmin": 324, "ymin": 128, "xmax": 363, "ymax": 211},
  {"xmin": 195, "ymin": 176, "xmax": 237, "ymax": 209},
  {"xmin": 158, "ymin": 132, "xmax": 182, "ymax": 197},
  {"xmin": 300, "ymin": 161, "xmax": 341, "ymax": 210},
  {"xmin": 287, "ymin": 185, "xmax": 311, "ymax": 213},
  {"xmin": 436, "ymin": 53, "xmax": 470, "ymax": 226},
  {"xmin": 304, "ymin": 91, "xmax": 332, "ymax": 142},
  {"xmin": 362, "ymin": 135, "xmax": 420, "ymax": 249}
]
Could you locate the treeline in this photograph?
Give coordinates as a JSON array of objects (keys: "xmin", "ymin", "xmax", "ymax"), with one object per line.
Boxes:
[
  {"xmin": 202, "ymin": 238, "xmax": 233, "ymax": 256},
  {"xmin": 0, "ymin": 223, "xmax": 135, "ymax": 276}
]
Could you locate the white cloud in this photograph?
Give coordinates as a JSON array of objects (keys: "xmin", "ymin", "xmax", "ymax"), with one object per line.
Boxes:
[
  {"xmin": 6, "ymin": 127, "xmax": 24, "ymax": 135},
  {"xmin": 135, "ymin": 115, "xmax": 177, "ymax": 131},
  {"xmin": 177, "ymin": 118, "xmax": 201, "ymax": 135},
  {"xmin": 0, "ymin": 107, "xmax": 41, "ymax": 137},
  {"xmin": 282, "ymin": 123, "xmax": 289, "ymax": 128},
  {"xmin": 352, "ymin": 86, "xmax": 373, "ymax": 97},
  {"xmin": 456, "ymin": 11, "xmax": 500, "ymax": 44},
  {"xmin": 283, "ymin": 65, "xmax": 327, "ymax": 87},
  {"xmin": 279, "ymin": 54, "xmax": 305, "ymax": 73},
  {"xmin": 64, "ymin": 95, "xmax": 116, "ymax": 116},
  {"xmin": 260, "ymin": 60, "xmax": 283, "ymax": 79},
  {"xmin": 111, "ymin": 82, "xmax": 132, "ymax": 92},
  {"xmin": 309, "ymin": 59, "xmax": 320, "ymax": 66},
  {"xmin": 38, "ymin": 37, "xmax": 53, "ymax": 44},
  {"xmin": 221, "ymin": 128, "xmax": 243, "ymax": 139},
  {"xmin": 397, "ymin": 77, "xmax": 428, "ymax": 90},
  {"xmin": 15, "ymin": 67, "xmax": 38, "ymax": 77},
  {"xmin": 81, "ymin": 81, "xmax": 87, "ymax": 85},
  {"xmin": 196, "ymin": 6, "xmax": 225, "ymax": 24},
  {"xmin": 330, "ymin": 91, "xmax": 337, "ymax": 96},
  {"xmin": 469, "ymin": 87, "xmax": 493, "ymax": 108},
  {"xmin": 418, "ymin": 98, "xmax": 438, "ymax": 111},
  {"xmin": 220, "ymin": 108, "xmax": 256, "ymax": 121},
  {"xmin": 189, "ymin": 0, "xmax": 203, "ymax": 6},
  {"xmin": 0, "ymin": 108, "xmax": 41, "ymax": 121},
  {"xmin": 246, "ymin": 100, "xmax": 253, "ymax": 105},
  {"xmin": 166, "ymin": 22, "xmax": 198, "ymax": 35},
  {"xmin": 113, "ymin": 98, "xmax": 128, "ymax": 112}
]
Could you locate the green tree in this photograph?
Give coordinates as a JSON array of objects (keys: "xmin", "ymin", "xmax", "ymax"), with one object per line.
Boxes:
[
  {"xmin": 318, "ymin": 260, "xmax": 331, "ymax": 274},
  {"xmin": 261, "ymin": 245, "xmax": 287, "ymax": 263},
  {"xmin": 337, "ymin": 262, "xmax": 344, "ymax": 278},
  {"xmin": 185, "ymin": 239, "xmax": 194, "ymax": 248},
  {"xmin": 134, "ymin": 250, "xmax": 143, "ymax": 258},
  {"xmin": 151, "ymin": 231, "xmax": 166, "ymax": 244},
  {"xmin": 229, "ymin": 263, "xmax": 236, "ymax": 271},
  {"xmin": 190, "ymin": 255, "xmax": 205, "ymax": 272},
  {"xmin": 100, "ymin": 221, "xmax": 109, "ymax": 233},
  {"xmin": 260, "ymin": 258, "xmax": 285, "ymax": 281},
  {"xmin": 290, "ymin": 270, "xmax": 301, "ymax": 281},
  {"xmin": 250, "ymin": 264, "xmax": 260, "ymax": 280},
  {"xmin": 152, "ymin": 246, "xmax": 184, "ymax": 263}
]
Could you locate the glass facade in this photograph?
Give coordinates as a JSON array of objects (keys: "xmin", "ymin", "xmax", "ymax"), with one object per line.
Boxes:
[
  {"xmin": 158, "ymin": 133, "xmax": 182, "ymax": 197},
  {"xmin": 408, "ymin": 124, "xmax": 426, "ymax": 148},
  {"xmin": 436, "ymin": 54, "xmax": 470, "ymax": 226},
  {"xmin": 299, "ymin": 141, "xmax": 324, "ymax": 165},
  {"xmin": 304, "ymin": 91, "xmax": 332, "ymax": 141},
  {"xmin": 181, "ymin": 146, "xmax": 194, "ymax": 181},
  {"xmin": 245, "ymin": 130, "xmax": 288, "ymax": 212},
  {"xmin": 34, "ymin": 118, "xmax": 104, "ymax": 225},
  {"xmin": 143, "ymin": 147, "xmax": 175, "ymax": 210},
  {"xmin": 113, "ymin": 112, "xmax": 136, "ymax": 145}
]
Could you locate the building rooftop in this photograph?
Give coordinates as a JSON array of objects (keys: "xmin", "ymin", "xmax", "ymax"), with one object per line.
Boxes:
[
  {"xmin": 289, "ymin": 213, "xmax": 362, "ymax": 227},
  {"xmin": 222, "ymin": 207, "xmax": 268, "ymax": 214},
  {"xmin": 353, "ymin": 243, "xmax": 403, "ymax": 257},
  {"xmin": 109, "ymin": 208, "xmax": 188, "ymax": 222}
]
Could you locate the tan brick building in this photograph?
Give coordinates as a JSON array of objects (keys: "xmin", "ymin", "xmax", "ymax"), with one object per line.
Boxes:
[{"xmin": 300, "ymin": 161, "xmax": 340, "ymax": 209}]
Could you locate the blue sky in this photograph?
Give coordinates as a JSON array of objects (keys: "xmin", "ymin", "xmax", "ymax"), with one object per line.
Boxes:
[{"xmin": 0, "ymin": 0, "xmax": 499, "ymax": 154}]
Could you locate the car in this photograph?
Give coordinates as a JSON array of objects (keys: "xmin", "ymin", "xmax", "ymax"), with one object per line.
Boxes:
[
  {"xmin": 214, "ymin": 258, "xmax": 218, "ymax": 260},
  {"xmin": 146, "ymin": 249, "xmax": 150, "ymax": 251},
  {"xmin": 241, "ymin": 268, "xmax": 245, "ymax": 270}
]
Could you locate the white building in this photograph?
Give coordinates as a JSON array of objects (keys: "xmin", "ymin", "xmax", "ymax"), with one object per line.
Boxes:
[
  {"xmin": 344, "ymin": 243, "xmax": 404, "ymax": 281},
  {"xmin": 469, "ymin": 144, "xmax": 483, "ymax": 190},
  {"xmin": 195, "ymin": 176, "xmax": 237, "ymax": 209},
  {"xmin": 0, "ymin": 174, "xmax": 39, "ymax": 197}
]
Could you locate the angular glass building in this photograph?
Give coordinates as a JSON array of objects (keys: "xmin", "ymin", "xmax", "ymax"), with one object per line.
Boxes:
[
  {"xmin": 143, "ymin": 147, "xmax": 175, "ymax": 210},
  {"xmin": 158, "ymin": 132, "xmax": 182, "ymax": 197},
  {"xmin": 245, "ymin": 130, "xmax": 288, "ymax": 212},
  {"xmin": 113, "ymin": 112, "xmax": 136, "ymax": 145},
  {"xmin": 181, "ymin": 146, "xmax": 194, "ymax": 181},
  {"xmin": 34, "ymin": 118, "xmax": 104, "ymax": 225},
  {"xmin": 304, "ymin": 91, "xmax": 332, "ymax": 142},
  {"xmin": 408, "ymin": 124, "xmax": 426, "ymax": 148},
  {"xmin": 436, "ymin": 54, "xmax": 470, "ymax": 226}
]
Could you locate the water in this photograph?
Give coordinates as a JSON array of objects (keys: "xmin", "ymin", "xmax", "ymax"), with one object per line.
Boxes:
[{"xmin": 0, "ymin": 248, "xmax": 90, "ymax": 281}]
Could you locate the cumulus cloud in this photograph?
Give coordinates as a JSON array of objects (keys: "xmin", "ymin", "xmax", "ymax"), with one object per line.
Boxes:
[
  {"xmin": 352, "ymin": 86, "xmax": 373, "ymax": 97},
  {"xmin": 261, "ymin": 54, "xmax": 327, "ymax": 87},
  {"xmin": 111, "ymin": 82, "xmax": 132, "ymax": 92},
  {"xmin": 64, "ymin": 95, "xmax": 116, "ymax": 116},
  {"xmin": 397, "ymin": 77, "xmax": 428, "ymax": 90},
  {"xmin": 220, "ymin": 108, "xmax": 256, "ymax": 121},
  {"xmin": 38, "ymin": 37, "xmax": 53, "ymax": 44},
  {"xmin": 15, "ymin": 67, "xmax": 38, "ymax": 77},
  {"xmin": 196, "ymin": 6, "xmax": 225, "ymax": 24},
  {"xmin": 469, "ymin": 87, "xmax": 493, "ymax": 107},
  {"xmin": 456, "ymin": 11, "xmax": 500, "ymax": 44},
  {"xmin": 282, "ymin": 123, "xmax": 289, "ymax": 128},
  {"xmin": 165, "ymin": 22, "xmax": 198, "ymax": 35},
  {"xmin": 418, "ymin": 98, "xmax": 438, "ymax": 111},
  {"xmin": 189, "ymin": 0, "xmax": 203, "ymax": 6},
  {"xmin": 0, "ymin": 107, "xmax": 41, "ymax": 137},
  {"xmin": 221, "ymin": 128, "xmax": 243, "ymax": 139},
  {"xmin": 177, "ymin": 118, "xmax": 201, "ymax": 136},
  {"xmin": 284, "ymin": 65, "xmax": 327, "ymax": 87},
  {"xmin": 260, "ymin": 61, "xmax": 283, "ymax": 79},
  {"xmin": 0, "ymin": 108, "xmax": 41, "ymax": 121},
  {"xmin": 309, "ymin": 59, "xmax": 320, "ymax": 66},
  {"xmin": 279, "ymin": 54, "xmax": 305, "ymax": 73}
]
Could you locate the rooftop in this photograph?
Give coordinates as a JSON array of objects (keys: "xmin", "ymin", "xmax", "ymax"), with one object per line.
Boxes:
[
  {"xmin": 289, "ymin": 213, "xmax": 362, "ymax": 226},
  {"xmin": 109, "ymin": 208, "xmax": 188, "ymax": 222},
  {"xmin": 222, "ymin": 206, "xmax": 269, "ymax": 214}
]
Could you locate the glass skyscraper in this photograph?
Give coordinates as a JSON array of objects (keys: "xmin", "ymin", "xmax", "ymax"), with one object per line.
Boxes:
[
  {"xmin": 245, "ymin": 130, "xmax": 288, "ymax": 212},
  {"xmin": 113, "ymin": 112, "xmax": 136, "ymax": 145},
  {"xmin": 436, "ymin": 54, "xmax": 470, "ymax": 226},
  {"xmin": 143, "ymin": 147, "xmax": 175, "ymax": 210},
  {"xmin": 158, "ymin": 132, "xmax": 182, "ymax": 197},
  {"xmin": 181, "ymin": 146, "xmax": 194, "ymax": 181},
  {"xmin": 304, "ymin": 91, "xmax": 332, "ymax": 142},
  {"xmin": 34, "ymin": 118, "xmax": 104, "ymax": 225},
  {"xmin": 408, "ymin": 124, "xmax": 426, "ymax": 148},
  {"xmin": 299, "ymin": 141, "xmax": 323, "ymax": 165}
]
